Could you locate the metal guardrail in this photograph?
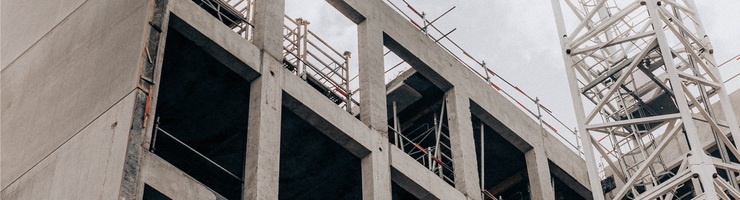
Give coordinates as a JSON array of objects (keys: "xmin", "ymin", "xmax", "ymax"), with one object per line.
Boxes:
[
  {"xmin": 282, "ymin": 15, "xmax": 357, "ymax": 113},
  {"xmin": 149, "ymin": 123, "xmax": 244, "ymax": 183},
  {"xmin": 193, "ymin": 0, "xmax": 254, "ymax": 41},
  {"xmin": 390, "ymin": 124, "xmax": 455, "ymax": 185}
]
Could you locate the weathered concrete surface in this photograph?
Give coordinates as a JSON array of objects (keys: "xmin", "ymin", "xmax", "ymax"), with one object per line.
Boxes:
[
  {"xmin": 360, "ymin": 132, "xmax": 392, "ymax": 200},
  {"xmin": 525, "ymin": 147, "xmax": 555, "ymax": 200},
  {"xmin": 445, "ymin": 88, "xmax": 481, "ymax": 199},
  {"xmin": 1, "ymin": 0, "xmax": 149, "ymax": 189},
  {"xmin": 358, "ymin": 14, "xmax": 389, "ymax": 134},
  {"xmin": 243, "ymin": 53, "xmax": 283, "ymax": 200},
  {"xmin": 142, "ymin": 153, "xmax": 226, "ymax": 200},
  {"xmin": 1, "ymin": 92, "xmax": 136, "ymax": 199},
  {"xmin": 0, "ymin": 0, "xmax": 86, "ymax": 69}
]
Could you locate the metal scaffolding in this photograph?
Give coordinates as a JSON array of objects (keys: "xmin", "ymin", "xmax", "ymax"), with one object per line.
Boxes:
[
  {"xmin": 389, "ymin": 99, "xmax": 455, "ymax": 186},
  {"xmin": 551, "ymin": 0, "xmax": 740, "ymax": 199}
]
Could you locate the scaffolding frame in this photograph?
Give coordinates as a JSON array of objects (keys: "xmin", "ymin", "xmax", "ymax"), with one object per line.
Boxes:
[
  {"xmin": 389, "ymin": 99, "xmax": 455, "ymax": 185},
  {"xmin": 551, "ymin": 0, "xmax": 740, "ymax": 199}
]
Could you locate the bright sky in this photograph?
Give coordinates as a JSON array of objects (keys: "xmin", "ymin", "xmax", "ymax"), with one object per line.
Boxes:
[{"xmin": 284, "ymin": 0, "xmax": 740, "ymax": 148}]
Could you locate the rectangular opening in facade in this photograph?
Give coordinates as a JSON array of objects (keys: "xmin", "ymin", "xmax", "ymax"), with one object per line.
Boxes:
[
  {"xmin": 282, "ymin": 1, "xmax": 359, "ymax": 114},
  {"xmin": 149, "ymin": 29, "xmax": 250, "ymax": 200},
  {"xmin": 278, "ymin": 107, "xmax": 362, "ymax": 199},
  {"xmin": 548, "ymin": 161, "xmax": 589, "ymax": 200},
  {"xmin": 472, "ymin": 116, "xmax": 529, "ymax": 200},
  {"xmin": 386, "ymin": 70, "xmax": 454, "ymax": 186}
]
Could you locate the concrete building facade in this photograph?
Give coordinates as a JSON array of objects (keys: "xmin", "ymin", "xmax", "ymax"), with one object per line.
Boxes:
[{"xmin": 2, "ymin": 0, "xmax": 595, "ymax": 199}]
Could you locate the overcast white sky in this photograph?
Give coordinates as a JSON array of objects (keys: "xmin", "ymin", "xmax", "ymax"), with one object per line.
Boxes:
[{"xmin": 284, "ymin": 0, "xmax": 740, "ymax": 145}]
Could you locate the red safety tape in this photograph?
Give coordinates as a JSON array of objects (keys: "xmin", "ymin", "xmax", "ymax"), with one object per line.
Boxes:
[
  {"xmin": 545, "ymin": 122, "xmax": 558, "ymax": 133},
  {"xmin": 413, "ymin": 142, "xmax": 426, "ymax": 152},
  {"xmin": 410, "ymin": 20, "xmax": 422, "ymax": 29},
  {"xmin": 597, "ymin": 135, "xmax": 609, "ymax": 143},
  {"xmin": 514, "ymin": 86, "xmax": 525, "ymax": 95},
  {"xmin": 406, "ymin": 4, "xmax": 421, "ymax": 16},
  {"xmin": 334, "ymin": 88, "xmax": 348, "ymax": 98},
  {"xmin": 431, "ymin": 157, "xmax": 445, "ymax": 166},
  {"xmin": 490, "ymin": 83, "xmax": 501, "ymax": 91},
  {"xmin": 485, "ymin": 68, "xmax": 494, "ymax": 75},
  {"xmin": 515, "ymin": 100, "xmax": 526, "ymax": 109}
]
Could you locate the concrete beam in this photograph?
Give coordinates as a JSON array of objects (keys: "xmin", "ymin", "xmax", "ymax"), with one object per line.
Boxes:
[
  {"xmin": 445, "ymin": 88, "xmax": 481, "ymax": 199},
  {"xmin": 142, "ymin": 153, "xmax": 226, "ymax": 200},
  {"xmin": 168, "ymin": 0, "xmax": 261, "ymax": 81},
  {"xmin": 281, "ymin": 69, "xmax": 372, "ymax": 157},
  {"xmin": 243, "ymin": 53, "xmax": 283, "ymax": 200}
]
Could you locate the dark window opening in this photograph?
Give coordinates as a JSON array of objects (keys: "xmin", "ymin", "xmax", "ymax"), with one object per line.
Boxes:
[
  {"xmin": 150, "ymin": 29, "xmax": 250, "ymax": 200},
  {"xmin": 278, "ymin": 107, "xmax": 363, "ymax": 199},
  {"xmin": 473, "ymin": 116, "xmax": 530, "ymax": 200}
]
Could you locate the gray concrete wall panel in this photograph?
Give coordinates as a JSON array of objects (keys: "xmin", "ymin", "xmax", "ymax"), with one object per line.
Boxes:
[
  {"xmin": 1, "ymin": 0, "xmax": 149, "ymax": 188},
  {"xmin": 1, "ymin": 92, "xmax": 136, "ymax": 199},
  {"xmin": 1, "ymin": 0, "xmax": 86, "ymax": 69}
]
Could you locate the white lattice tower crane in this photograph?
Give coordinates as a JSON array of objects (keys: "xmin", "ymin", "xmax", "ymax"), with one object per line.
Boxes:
[{"xmin": 550, "ymin": 0, "xmax": 740, "ymax": 199}]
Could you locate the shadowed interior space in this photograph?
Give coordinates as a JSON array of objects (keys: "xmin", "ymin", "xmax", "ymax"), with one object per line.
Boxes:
[
  {"xmin": 151, "ymin": 29, "xmax": 250, "ymax": 200},
  {"xmin": 278, "ymin": 108, "xmax": 362, "ymax": 199},
  {"xmin": 386, "ymin": 70, "xmax": 455, "ymax": 186},
  {"xmin": 548, "ymin": 162, "xmax": 588, "ymax": 200},
  {"xmin": 472, "ymin": 116, "xmax": 529, "ymax": 200}
]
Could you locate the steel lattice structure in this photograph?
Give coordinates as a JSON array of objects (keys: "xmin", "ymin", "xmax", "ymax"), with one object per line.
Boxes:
[{"xmin": 551, "ymin": 0, "xmax": 740, "ymax": 199}]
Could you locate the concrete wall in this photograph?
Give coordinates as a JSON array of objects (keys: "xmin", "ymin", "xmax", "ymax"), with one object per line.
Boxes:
[
  {"xmin": 1, "ymin": 0, "xmax": 149, "ymax": 196},
  {"xmin": 1, "ymin": 92, "xmax": 137, "ymax": 199}
]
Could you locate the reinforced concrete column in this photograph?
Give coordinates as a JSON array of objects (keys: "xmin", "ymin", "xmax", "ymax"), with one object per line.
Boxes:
[
  {"xmin": 358, "ymin": 11, "xmax": 392, "ymax": 200},
  {"xmin": 252, "ymin": 0, "xmax": 285, "ymax": 59},
  {"xmin": 525, "ymin": 144, "xmax": 555, "ymax": 200},
  {"xmin": 445, "ymin": 88, "xmax": 481, "ymax": 199},
  {"xmin": 357, "ymin": 12, "xmax": 387, "ymax": 134},
  {"xmin": 243, "ymin": 53, "xmax": 283, "ymax": 200},
  {"xmin": 361, "ymin": 132, "xmax": 392, "ymax": 200}
]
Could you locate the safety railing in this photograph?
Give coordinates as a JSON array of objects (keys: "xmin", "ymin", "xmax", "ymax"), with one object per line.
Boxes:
[
  {"xmin": 384, "ymin": 0, "xmax": 584, "ymax": 157},
  {"xmin": 192, "ymin": 0, "xmax": 254, "ymax": 41},
  {"xmin": 148, "ymin": 122, "xmax": 243, "ymax": 199},
  {"xmin": 389, "ymin": 98, "xmax": 455, "ymax": 185},
  {"xmin": 283, "ymin": 15, "xmax": 357, "ymax": 113},
  {"xmin": 389, "ymin": 123, "xmax": 455, "ymax": 185}
]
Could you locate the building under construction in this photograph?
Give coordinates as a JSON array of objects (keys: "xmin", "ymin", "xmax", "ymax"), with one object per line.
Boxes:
[{"xmin": 1, "ymin": 0, "xmax": 739, "ymax": 199}]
